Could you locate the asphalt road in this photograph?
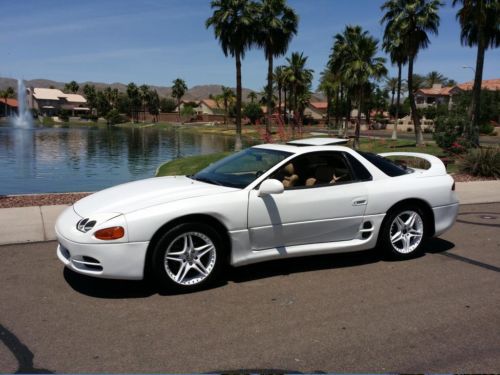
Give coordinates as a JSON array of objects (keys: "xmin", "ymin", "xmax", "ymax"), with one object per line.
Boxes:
[{"xmin": 1, "ymin": 203, "xmax": 499, "ymax": 373}]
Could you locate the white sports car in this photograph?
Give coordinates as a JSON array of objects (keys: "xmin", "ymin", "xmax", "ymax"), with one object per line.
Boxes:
[{"xmin": 56, "ymin": 138, "xmax": 459, "ymax": 292}]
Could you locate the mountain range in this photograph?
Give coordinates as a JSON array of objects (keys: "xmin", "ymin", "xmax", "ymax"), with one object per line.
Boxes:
[{"xmin": 0, "ymin": 77, "xmax": 324, "ymax": 102}]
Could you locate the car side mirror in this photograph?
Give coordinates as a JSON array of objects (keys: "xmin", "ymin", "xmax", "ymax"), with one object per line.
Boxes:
[{"xmin": 258, "ymin": 179, "xmax": 284, "ymax": 197}]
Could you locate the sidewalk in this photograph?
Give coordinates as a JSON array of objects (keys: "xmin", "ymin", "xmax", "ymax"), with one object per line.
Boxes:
[{"xmin": 1, "ymin": 181, "xmax": 499, "ymax": 246}]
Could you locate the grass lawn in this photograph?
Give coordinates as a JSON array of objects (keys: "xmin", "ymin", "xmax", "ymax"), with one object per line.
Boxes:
[{"xmin": 155, "ymin": 138, "xmax": 453, "ymax": 177}]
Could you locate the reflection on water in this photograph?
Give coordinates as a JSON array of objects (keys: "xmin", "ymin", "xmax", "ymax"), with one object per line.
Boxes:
[{"xmin": 0, "ymin": 125, "xmax": 252, "ymax": 194}]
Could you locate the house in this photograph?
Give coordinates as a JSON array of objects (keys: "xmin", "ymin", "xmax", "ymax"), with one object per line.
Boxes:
[
  {"xmin": 304, "ymin": 101, "xmax": 327, "ymax": 120},
  {"xmin": 176, "ymin": 99, "xmax": 225, "ymax": 115},
  {"xmin": 415, "ymin": 78, "xmax": 500, "ymax": 109},
  {"xmin": 0, "ymin": 98, "xmax": 18, "ymax": 117},
  {"xmin": 27, "ymin": 88, "xmax": 89, "ymax": 116}
]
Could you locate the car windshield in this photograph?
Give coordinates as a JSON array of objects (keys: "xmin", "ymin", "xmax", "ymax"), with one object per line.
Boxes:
[{"xmin": 192, "ymin": 147, "xmax": 292, "ymax": 189}]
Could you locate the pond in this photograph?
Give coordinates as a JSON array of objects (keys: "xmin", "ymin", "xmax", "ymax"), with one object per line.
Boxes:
[{"xmin": 0, "ymin": 123, "xmax": 252, "ymax": 195}]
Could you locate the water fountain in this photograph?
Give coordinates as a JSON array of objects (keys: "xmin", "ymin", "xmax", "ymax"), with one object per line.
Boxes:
[{"xmin": 12, "ymin": 79, "xmax": 33, "ymax": 128}]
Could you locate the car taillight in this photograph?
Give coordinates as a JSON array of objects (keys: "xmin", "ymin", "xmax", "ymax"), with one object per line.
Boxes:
[{"xmin": 94, "ymin": 226, "xmax": 125, "ymax": 240}]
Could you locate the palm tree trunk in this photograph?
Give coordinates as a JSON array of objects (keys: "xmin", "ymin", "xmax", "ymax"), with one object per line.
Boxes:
[
  {"xmin": 235, "ymin": 52, "xmax": 242, "ymax": 151},
  {"xmin": 392, "ymin": 62, "xmax": 402, "ymax": 140},
  {"xmin": 391, "ymin": 89, "xmax": 395, "ymax": 106},
  {"xmin": 278, "ymin": 85, "xmax": 282, "ymax": 119},
  {"xmin": 408, "ymin": 57, "xmax": 424, "ymax": 146},
  {"xmin": 469, "ymin": 34, "xmax": 485, "ymax": 147},
  {"xmin": 283, "ymin": 88, "xmax": 287, "ymax": 125},
  {"xmin": 354, "ymin": 87, "xmax": 362, "ymax": 149},
  {"xmin": 177, "ymin": 99, "xmax": 181, "ymax": 123},
  {"xmin": 266, "ymin": 54, "xmax": 273, "ymax": 138},
  {"xmin": 326, "ymin": 91, "xmax": 331, "ymax": 134}
]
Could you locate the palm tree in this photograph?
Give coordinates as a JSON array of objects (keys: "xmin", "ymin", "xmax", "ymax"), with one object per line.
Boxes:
[
  {"xmin": 385, "ymin": 77, "xmax": 398, "ymax": 106},
  {"xmin": 83, "ymin": 84, "xmax": 97, "ymax": 115},
  {"xmin": 424, "ymin": 70, "xmax": 447, "ymax": 86},
  {"xmin": 381, "ymin": 0, "xmax": 443, "ymax": 146},
  {"xmin": 218, "ymin": 86, "xmax": 235, "ymax": 125},
  {"xmin": 273, "ymin": 65, "xmax": 287, "ymax": 118},
  {"xmin": 126, "ymin": 83, "xmax": 140, "ymax": 123},
  {"xmin": 335, "ymin": 25, "xmax": 387, "ymax": 148},
  {"xmin": 247, "ymin": 91, "xmax": 258, "ymax": 103},
  {"xmin": 139, "ymin": 84, "xmax": 150, "ymax": 122},
  {"xmin": 64, "ymin": 80, "xmax": 79, "ymax": 93},
  {"xmin": 1, "ymin": 87, "xmax": 15, "ymax": 117},
  {"xmin": 206, "ymin": 0, "xmax": 257, "ymax": 150},
  {"xmin": 171, "ymin": 78, "xmax": 188, "ymax": 123},
  {"xmin": 380, "ymin": 17, "xmax": 408, "ymax": 140},
  {"xmin": 318, "ymin": 69, "xmax": 337, "ymax": 130},
  {"xmin": 255, "ymin": 0, "xmax": 298, "ymax": 136},
  {"xmin": 284, "ymin": 52, "xmax": 314, "ymax": 131},
  {"xmin": 453, "ymin": 0, "xmax": 500, "ymax": 146}
]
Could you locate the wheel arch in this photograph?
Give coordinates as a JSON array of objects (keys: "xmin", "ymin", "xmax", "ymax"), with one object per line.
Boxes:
[
  {"xmin": 382, "ymin": 198, "xmax": 435, "ymax": 237},
  {"xmin": 143, "ymin": 214, "xmax": 232, "ymax": 278}
]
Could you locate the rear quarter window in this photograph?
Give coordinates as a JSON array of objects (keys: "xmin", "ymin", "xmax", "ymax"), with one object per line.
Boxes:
[{"xmin": 358, "ymin": 151, "xmax": 410, "ymax": 177}]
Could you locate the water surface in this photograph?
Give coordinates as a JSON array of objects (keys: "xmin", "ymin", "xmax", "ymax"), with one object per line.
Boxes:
[{"xmin": 0, "ymin": 124, "xmax": 250, "ymax": 194}]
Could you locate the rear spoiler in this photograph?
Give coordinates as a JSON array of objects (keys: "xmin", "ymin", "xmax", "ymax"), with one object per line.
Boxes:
[{"xmin": 378, "ymin": 152, "xmax": 447, "ymax": 177}]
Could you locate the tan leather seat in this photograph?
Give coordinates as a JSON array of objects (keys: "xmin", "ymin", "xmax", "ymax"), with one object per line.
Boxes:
[
  {"xmin": 306, "ymin": 165, "xmax": 336, "ymax": 186},
  {"xmin": 282, "ymin": 163, "xmax": 299, "ymax": 188}
]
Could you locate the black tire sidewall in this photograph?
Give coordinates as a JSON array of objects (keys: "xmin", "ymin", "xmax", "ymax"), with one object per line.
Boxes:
[
  {"xmin": 380, "ymin": 205, "xmax": 426, "ymax": 260},
  {"xmin": 151, "ymin": 222, "xmax": 226, "ymax": 292}
]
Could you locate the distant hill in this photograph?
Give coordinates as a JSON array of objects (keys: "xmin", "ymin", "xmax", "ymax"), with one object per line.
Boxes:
[
  {"xmin": 0, "ymin": 77, "xmax": 255, "ymax": 101},
  {"xmin": 0, "ymin": 77, "xmax": 326, "ymax": 102}
]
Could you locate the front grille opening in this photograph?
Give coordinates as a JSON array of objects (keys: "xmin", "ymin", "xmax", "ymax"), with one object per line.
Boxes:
[{"xmin": 60, "ymin": 245, "xmax": 71, "ymax": 259}]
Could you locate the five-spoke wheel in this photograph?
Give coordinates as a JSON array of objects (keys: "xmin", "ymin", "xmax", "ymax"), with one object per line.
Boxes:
[
  {"xmin": 380, "ymin": 206, "xmax": 426, "ymax": 259},
  {"xmin": 152, "ymin": 223, "xmax": 225, "ymax": 292}
]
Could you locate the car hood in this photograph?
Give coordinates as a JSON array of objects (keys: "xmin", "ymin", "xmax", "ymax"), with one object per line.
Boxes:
[{"xmin": 73, "ymin": 176, "xmax": 237, "ymax": 217}]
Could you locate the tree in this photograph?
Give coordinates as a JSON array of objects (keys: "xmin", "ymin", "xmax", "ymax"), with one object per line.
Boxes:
[
  {"xmin": 243, "ymin": 102, "xmax": 264, "ymax": 124},
  {"xmin": 247, "ymin": 91, "xmax": 258, "ymax": 103},
  {"xmin": 126, "ymin": 82, "xmax": 141, "ymax": 123},
  {"xmin": 318, "ymin": 69, "xmax": 337, "ymax": 130},
  {"xmin": 381, "ymin": 0, "xmax": 443, "ymax": 146},
  {"xmin": 330, "ymin": 25, "xmax": 387, "ymax": 148},
  {"xmin": 171, "ymin": 78, "xmax": 188, "ymax": 123},
  {"xmin": 160, "ymin": 97, "xmax": 177, "ymax": 112},
  {"xmin": 139, "ymin": 84, "xmax": 150, "ymax": 122},
  {"xmin": 83, "ymin": 84, "xmax": 97, "ymax": 115},
  {"xmin": 64, "ymin": 80, "xmax": 79, "ymax": 93},
  {"xmin": 1, "ymin": 86, "xmax": 15, "ymax": 117},
  {"xmin": 453, "ymin": 0, "xmax": 500, "ymax": 146},
  {"xmin": 148, "ymin": 89, "xmax": 160, "ymax": 122},
  {"xmin": 206, "ymin": 0, "xmax": 257, "ymax": 150},
  {"xmin": 284, "ymin": 52, "xmax": 314, "ymax": 130},
  {"xmin": 424, "ymin": 70, "xmax": 448, "ymax": 86},
  {"xmin": 216, "ymin": 86, "xmax": 236, "ymax": 125},
  {"xmin": 255, "ymin": 0, "xmax": 298, "ymax": 136},
  {"xmin": 274, "ymin": 65, "xmax": 288, "ymax": 119}
]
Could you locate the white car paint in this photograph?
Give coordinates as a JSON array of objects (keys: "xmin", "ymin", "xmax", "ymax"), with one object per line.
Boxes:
[{"xmin": 55, "ymin": 139, "xmax": 459, "ymax": 280}]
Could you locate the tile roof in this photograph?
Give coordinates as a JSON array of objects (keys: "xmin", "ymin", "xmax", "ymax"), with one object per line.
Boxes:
[
  {"xmin": 62, "ymin": 93, "xmax": 87, "ymax": 103},
  {"xmin": 0, "ymin": 98, "xmax": 18, "ymax": 107},
  {"xmin": 309, "ymin": 101, "xmax": 328, "ymax": 110},
  {"xmin": 416, "ymin": 86, "xmax": 454, "ymax": 96},
  {"xmin": 457, "ymin": 78, "xmax": 500, "ymax": 91},
  {"xmin": 32, "ymin": 88, "xmax": 86, "ymax": 103},
  {"xmin": 200, "ymin": 99, "xmax": 220, "ymax": 109}
]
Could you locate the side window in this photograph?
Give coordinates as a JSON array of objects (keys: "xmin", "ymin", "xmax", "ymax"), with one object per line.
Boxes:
[
  {"xmin": 344, "ymin": 153, "xmax": 372, "ymax": 181},
  {"xmin": 270, "ymin": 151, "xmax": 356, "ymax": 189}
]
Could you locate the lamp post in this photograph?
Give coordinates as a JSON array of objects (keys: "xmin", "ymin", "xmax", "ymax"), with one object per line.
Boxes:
[{"xmin": 462, "ymin": 65, "xmax": 475, "ymax": 74}]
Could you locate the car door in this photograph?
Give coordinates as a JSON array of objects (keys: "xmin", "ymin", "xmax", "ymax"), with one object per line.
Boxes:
[{"xmin": 247, "ymin": 151, "xmax": 370, "ymax": 251}]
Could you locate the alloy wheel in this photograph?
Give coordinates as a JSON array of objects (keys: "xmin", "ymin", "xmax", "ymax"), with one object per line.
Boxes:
[{"xmin": 389, "ymin": 210, "xmax": 424, "ymax": 254}]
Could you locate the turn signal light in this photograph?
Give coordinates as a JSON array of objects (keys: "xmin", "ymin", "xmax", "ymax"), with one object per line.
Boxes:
[{"xmin": 94, "ymin": 226, "xmax": 125, "ymax": 240}]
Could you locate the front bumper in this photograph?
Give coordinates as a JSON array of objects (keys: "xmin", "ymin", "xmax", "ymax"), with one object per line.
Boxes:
[
  {"xmin": 56, "ymin": 232, "xmax": 149, "ymax": 280},
  {"xmin": 432, "ymin": 202, "xmax": 459, "ymax": 237}
]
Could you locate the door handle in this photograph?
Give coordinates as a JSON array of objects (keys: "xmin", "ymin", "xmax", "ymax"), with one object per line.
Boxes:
[{"xmin": 352, "ymin": 198, "xmax": 367, "ymax": 206}]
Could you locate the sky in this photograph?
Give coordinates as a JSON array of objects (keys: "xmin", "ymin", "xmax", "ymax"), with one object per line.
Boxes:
[{"xmin": 0, "ymin": 0, "xmax": 498, "ymax": 91}]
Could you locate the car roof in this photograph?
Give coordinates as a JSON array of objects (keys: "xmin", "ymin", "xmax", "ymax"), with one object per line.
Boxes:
[{"xmin": 252, "ymin": 141, "xmax": 354, "ymax": 155}]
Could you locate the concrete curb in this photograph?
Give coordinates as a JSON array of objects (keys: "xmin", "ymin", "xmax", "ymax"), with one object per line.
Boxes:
[{"xmin": 0, "ymin": 181, "xmax": 499, "ymax": 246}]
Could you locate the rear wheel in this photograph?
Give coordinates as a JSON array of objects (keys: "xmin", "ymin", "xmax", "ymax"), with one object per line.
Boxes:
[
  {"xmin": 380, "ymin": 206, "xmax": 426, "ymax": 259},
  {"xmin": 151, "ymin": 222, "xmax": 226, "ymax": 292}
]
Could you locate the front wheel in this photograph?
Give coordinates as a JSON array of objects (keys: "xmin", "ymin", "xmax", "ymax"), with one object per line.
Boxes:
[
  {"xmin": 151, "ymin": 222, "xmax": 226, "ymax": 292},
  {"xmin": 380, "ymin": 206, "xmax": 426, "ymax": 259}
]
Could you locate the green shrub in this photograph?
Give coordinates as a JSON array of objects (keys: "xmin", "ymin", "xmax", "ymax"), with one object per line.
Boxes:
[
  {"xmin": 458, "ymin": 147, "xmax": 500, "ymax": 178},
  {"xmin": 105, "ymin": 109, "xmax": 126, "ymax": 125},
  {"xmin": 59, "ymin": 109, "xmax": 70, "ymax": 122},
  {"xmin": 243, "ymin": 102, "xmax": 263, "ymax": 125},
  {"xmin": 479, "ymin": 122, "xmax": 495, "ymax": 135},
  {"xmin": 433, "ymin": 114, "xmax": 470, "ymax": 153},
  {"xmin": 41, "ymin": 116, "xmax": 54, "ymax": 125}
]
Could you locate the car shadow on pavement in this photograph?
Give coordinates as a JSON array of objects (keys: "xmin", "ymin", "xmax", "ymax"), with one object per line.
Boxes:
[{"xmin": 63, "ymin": 238, "xmax": 455, "ymax": 298}]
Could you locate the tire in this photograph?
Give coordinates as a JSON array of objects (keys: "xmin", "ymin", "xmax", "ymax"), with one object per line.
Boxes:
[
  {"xmin": 379, "ymin": 205, "xmax": 426, "ymax": 260},
  {"xmin": 151, "ymin": 222, "xmax": 227, "ymax": 293}
]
